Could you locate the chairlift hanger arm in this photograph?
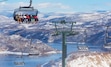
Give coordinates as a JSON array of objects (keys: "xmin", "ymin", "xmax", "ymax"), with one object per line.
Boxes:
[
  {"xmin": 19, "ymin": 0, "xmax": 32, "ymax": 8},
  {"xmin": 29, "ymin": 0, "xmax": 32, "ymax": 7}
]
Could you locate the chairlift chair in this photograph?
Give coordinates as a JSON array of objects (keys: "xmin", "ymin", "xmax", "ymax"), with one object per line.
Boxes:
[
  {"xmin": 14, "ymin": 41, "xmax": 25, "ymax": 66},
  {"xmin": 14, "ymin": 61, "xmax": 25, "ymax": 66},
  {"xmin": 14, "ymin": 56, "xmax": 25, "ymax": 66},
  {"xmin": 13, "ymin": 0, "xmax": 38, "ymax": 24},
  {"xmin": 103, "ymin": 42, "xmax": 111, "ymax": 49},
  {"xmin": 77, "ymin": 29, "xmax": 89, "ymax": 51},
  {"xmin": 77, "ymin": 44, "xmax": 89, "ymax": 51},
  {"xmin": 103, "ymin": 26, "xmax": 111, "ymax": 49}
]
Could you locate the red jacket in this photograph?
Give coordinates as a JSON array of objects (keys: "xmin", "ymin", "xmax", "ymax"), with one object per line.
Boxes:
[
  {"xmin": 26, "ymin": 15, "xmax": 30, "ymax": 19},
  {"xmin": 33, "ymin": 16, "xmax": 38, "ymax": 19}
]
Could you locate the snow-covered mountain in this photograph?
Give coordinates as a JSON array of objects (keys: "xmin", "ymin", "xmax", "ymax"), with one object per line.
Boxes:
[
  {"xmin": 0, "ymin": 11, "xmax": 111, "ymax": 44},
  {"xmin": 0, "ymin": 11, "xmax": 111, "ymax": 47},
  {"xmin": 1, "ymin": 11, "xmax": 111, "ymax": 66}
]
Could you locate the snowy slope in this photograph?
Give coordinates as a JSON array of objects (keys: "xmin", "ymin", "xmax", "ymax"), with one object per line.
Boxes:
[
  {"xmin": 67, "ymin": 52, "xmax": 111, "ymax": 67},
  {"xmin": 1, "ymin": 11, "xmax": 111, "ymax": 66},
  {"xmin": 0, "ymin": 15, "xmax": 13, "ymax": 23},
  {"xmin": 0, "ymin": 33, "xmax": 59, "ymax": 55},
  {"xmin": 47, "ymin": 52, "xmax": 111, "ymax": 67},
  {"xmin": 0, "ymin": 11, "xmax": 111, "ymax": 43}
]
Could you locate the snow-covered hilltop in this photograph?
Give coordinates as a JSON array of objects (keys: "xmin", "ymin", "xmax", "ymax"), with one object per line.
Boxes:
[
  {"xmin": 67, "ymin": 52, "xmax": 111, "ymax": 67},
  {"xmin": 46, "ymin": 52, "xmax": 111, "ymax": 67},
  {"xmin": 0, "ymin": 34, "xmax": 59, "ymax": 55}
]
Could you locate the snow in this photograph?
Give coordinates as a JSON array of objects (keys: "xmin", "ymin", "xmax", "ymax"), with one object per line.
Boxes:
[
  {"xmin": 0, "ymin": 51, "xmax": 29, "ymax": 55},
  {"xmin": 67, "ymin": 52, "xmax": 111, "ymax": 67},
  {"xmin": 10, "ymin": 35, "xmax": 21, "ymax": 39},
  {"xmin": 0, "ymin": 11, "xmax": 110, "ymax": 32},
  {"xmin": 1, "ymin": 10, "xmax": 111, "ymax": 67},
  {"xmin": 0, "ymin": 15, "xmax": 12, "ymax": 23},
  {"xmin": 20, "ymin": 24, "xmax": 35, "ymax": 29},
  {"xmin": 45, "ymin": 51, "xmax": 57, "ymax": 54}
]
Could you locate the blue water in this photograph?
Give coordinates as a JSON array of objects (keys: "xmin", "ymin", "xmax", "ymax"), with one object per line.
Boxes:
[
  {"xmin": 48, "ymin": 43, "xmax": 78, "ymax": 53},
  {"xmin": 0, "ymin": 43, "xmax": 63, "ymax": 67},
  {"xmin": 0, "ymin": 54, "xmax": 61, "ymax": 67},
  {"xmin": 0, "ymin": 43, "xmax": 104, "ymax": 67}
]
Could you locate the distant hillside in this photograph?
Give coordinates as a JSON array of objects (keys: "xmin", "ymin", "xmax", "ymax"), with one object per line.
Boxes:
[
  {"xmin": 0, "ymin": 11, "xmax": 111, "ymax": 46},
  {"xmin": 0, "ymin": 34, "xmax": 59, "ymax": 55}
]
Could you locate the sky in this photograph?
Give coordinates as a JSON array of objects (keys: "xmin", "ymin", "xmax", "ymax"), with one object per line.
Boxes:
[{"xmin": 0, "ymin": 0, "xmax": 111, "ymax": 13}]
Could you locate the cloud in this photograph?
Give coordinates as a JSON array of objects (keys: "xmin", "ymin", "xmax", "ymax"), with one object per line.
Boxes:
[
  {"xmin": 0, "ymin": 2, "xmax": 6, "ymax": 5},
  {"xmin": 105, "ymin": 2, "xmax": 111, "ymax": 6},
  {"xmin": 0, "ymin": 2, "xmax": 72, "ymax": 13},
  {"xmin": 54, "ymin": 3, "xmax": 71, "ymax": 9},
  {"xmin": 37, "ymin": 2, "xmax": 51, "ymax": 8},
  {"xmin": 37, "ymin": 2, "xmax": 71, "ymax": 9},
  {"xmin": 0, "ymin": 2, "xmax": 29, "ymax": 11},
  {"xmin": 0, "ymin": 2, "xmax": 7, "ymax": 10},
  {"xmin": 17, "ymin": 2, "xmax": 29, "ymax": 6}
]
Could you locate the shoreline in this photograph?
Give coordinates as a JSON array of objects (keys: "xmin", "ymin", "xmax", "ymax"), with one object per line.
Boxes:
[
  {"xmin": 0, "ymin": 51, "xmax": 29, "ymax": 55},
  {"xmin": 0, "ymin": 50, "xmax": 61, "ymax": 56}
]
